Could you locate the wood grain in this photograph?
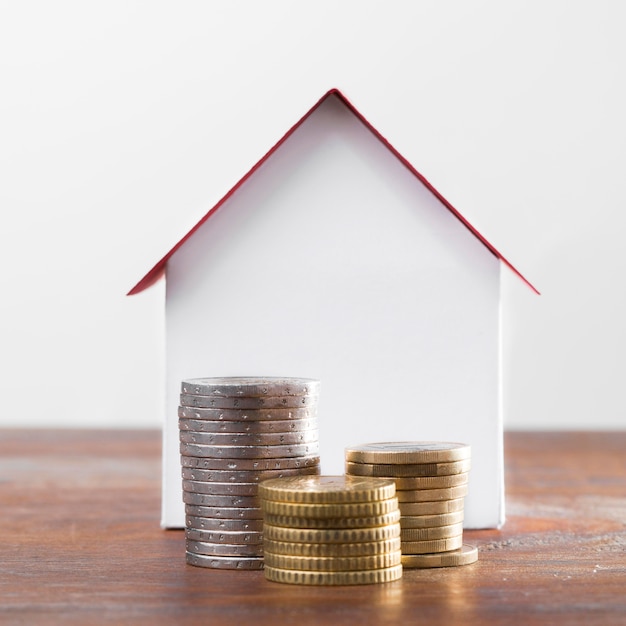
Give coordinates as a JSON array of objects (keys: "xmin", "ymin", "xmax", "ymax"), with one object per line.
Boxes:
[{"xmin": 1, "ymin": 429, "xmax": 625, "ymax": 625}]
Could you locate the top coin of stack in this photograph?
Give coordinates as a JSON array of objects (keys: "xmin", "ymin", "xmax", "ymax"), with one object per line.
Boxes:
[
  {"xmin": 179, "ymin": 377, "xmax": 321, "ymax": 570},
  {"xmin": 344, "ymin": 442, "xmax": 478, "ymax": 569},
  {"xmin": 259, "ymin": 475, "xmax": 403, "ymax": 585}
]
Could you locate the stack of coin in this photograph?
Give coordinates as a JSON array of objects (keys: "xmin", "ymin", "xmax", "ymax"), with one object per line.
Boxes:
[
  {"xmin": 344, "ymin": 442, "xmax": 478, "ymax": 569},
  {"xmin": 259, "ymin": 475, "xmax": 403, "ymax": 585},
  {"xmin": 178, "ymin": 377, "xmax": 321, "ymax": 569}
]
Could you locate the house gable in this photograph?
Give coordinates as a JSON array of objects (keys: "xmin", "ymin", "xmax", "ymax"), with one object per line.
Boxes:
[{"xmin": 129, "ymin": 88, "xmax": 538, "ymax": 297}]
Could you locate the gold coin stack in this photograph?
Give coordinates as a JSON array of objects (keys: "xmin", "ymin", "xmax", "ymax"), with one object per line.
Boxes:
[
  {"xmin": 344, "ymin": 442, "xmax": 478, "ymax": 569},
  {"xmin": 178, "ymin": 377, "xmax": 321, "ymax": 570},
  {"xmin": 259, "ymin": 475, "xmax": 403, "ymax": 585}
]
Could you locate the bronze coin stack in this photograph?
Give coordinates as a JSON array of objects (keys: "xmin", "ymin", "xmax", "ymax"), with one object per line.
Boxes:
[
  {"xmin": 344, "ymin": 442, "xmax": 478, "ymax": 568},
  {"xmin": 259, "ymin": 475, "xmax": 403, "ymax": 585},
  {"xmin": 178, "ymin": 377, "xmax": 320, "ymax": 569}
]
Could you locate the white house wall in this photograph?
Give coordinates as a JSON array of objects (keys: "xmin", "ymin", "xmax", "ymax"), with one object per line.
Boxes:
[{"xmin": 164, "ymin": 95, "xmax": 502, "ymax": 528}]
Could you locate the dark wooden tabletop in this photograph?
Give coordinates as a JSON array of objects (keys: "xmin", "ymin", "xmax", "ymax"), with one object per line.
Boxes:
[{"xmin": 1, "ymin": 430, "xmax": 625, "ymax": 625}]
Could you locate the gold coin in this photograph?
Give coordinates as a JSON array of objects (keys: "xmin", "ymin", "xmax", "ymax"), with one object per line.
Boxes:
[
  {"xmin": 391, "ymin": 474, "xmax": 468, "ymax": 490},
  {"xmin": 262, "ymin": 508, "xmax": 401, "ymax": 529},
  {"xmin": 262, "ymin": 522, "xmax": 401, "ymax": 544},
  {"xmin": 401, "ymin": 544, "xmax": 478, "ymax": 568},
  {"xmin": 400, "ymin": 522, "xmax": 464, "ymax": 541},
  {"xmin": 400, "ymin": 535, "xmax": 463, "ymax": 554},
  {"xmin": 399, "ymin": 510, "xmax": 464, "ymax": 528},
  {"xmin": 264, "ymin": 564, "xmax": 403, "ymax": 585},
  {"xmin": 261, "ymin": 497, "xmax": 399, "ymax": 519},
  {"xmin": 345, "ymin": 459, "xmax": 471, "ymax": 477},
  {"xmin": 263, "ymin": 537, "xmax": 402, "ymax": 558},
  {"xmin": 396, "ymin": 487, "xmax": 463, "ymax": 503},
  {"xmin": 395, "ymin": 497, "xmax": 465, "ymax": 516},
  {"xmin": 264, "ymin": 550, "xmax": 402, "ymax": 572},
  {"xmin": 395, "ymin": 485, "xmax": 468, "ymax": 504},
  {"xmin": 258, "ymin": 475, "xmax": 396, "ymax": 504},
  {"xmin": 345, "ymin": 442, "xmax": 470, "ymax": 464}
]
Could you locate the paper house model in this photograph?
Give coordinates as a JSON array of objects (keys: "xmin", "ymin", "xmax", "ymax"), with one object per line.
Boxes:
[{"xmin": 129, "ymin": 88, "xmax": 537, "ymax": 529}]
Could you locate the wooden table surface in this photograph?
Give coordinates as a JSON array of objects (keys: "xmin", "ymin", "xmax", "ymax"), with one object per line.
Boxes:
[{"xmin": 1, "ymin": 430, "xmax": 625, "ymax": 625}]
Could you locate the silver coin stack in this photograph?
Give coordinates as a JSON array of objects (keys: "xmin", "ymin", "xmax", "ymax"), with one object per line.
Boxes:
[{"xmin": 178, "ymin": 376, "xmax": 321, "ymax": 570}]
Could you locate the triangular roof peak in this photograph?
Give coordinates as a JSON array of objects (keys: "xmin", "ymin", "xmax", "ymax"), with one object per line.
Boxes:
[{"xmin": 128, "ymin": 87, "xmax": 538, "ymax": 295}]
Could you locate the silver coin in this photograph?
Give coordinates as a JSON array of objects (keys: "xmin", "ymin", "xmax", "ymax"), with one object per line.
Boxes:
[
  {"xmin": 180, "ymin": 394, "xmax": 318, "ymax": 409},
  {"xmin": 183, "ymin": 484, "xmax": 259, "ymax": 501},
  {"xmin": 185, "ymin": 528, "xmax": 264, "ymax": 544},
  {"xmin": 186, "ymin": 539, "xmax": 263, "ymax": 557},
  {"xmin": 184, "ymin": 505, "xmax": 263, "ymax": 519},
  {"xmin": 185, "ymin": 515, "xmax": 265, "ymax": 532},
  {"xmin": 183, "ymin": 478, "xmax": 262, "ymax": 493},
  {"xmin": 179, "ymin": 429, "xmax": 319, "ymax": 446},
  {"xmin": 181, "ymin": 465, "xmax": 319, "ymax": 483},
  {"xmin": 181, "ymin": 377, "xmax": 320, "ymax": 397},
  {"xmin": 180, "ymin": 492, "xmax": 260, "ymax": 508},
  {"xmin": 180, "ymin": 442, "xmax": 320, "ymax": 459},
  {"xmin": 185, "ymin": 552, "xmax": 264, "ymax": 570},
  {"xmin": 180, "ymin": 454, "xmax": 321, "ymax": 471},
  {"xmin": 178, "ymin": 417, "xmax": 319, "ymax": 433},
  {"xmin": 178, "ymin": 406, "xmax": 317, "ymax": 421}
]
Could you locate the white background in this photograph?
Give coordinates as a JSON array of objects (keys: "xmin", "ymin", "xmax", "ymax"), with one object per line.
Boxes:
[{"xmin": 1, "ymin": 1, "xmax": 625, "ymax": 431}]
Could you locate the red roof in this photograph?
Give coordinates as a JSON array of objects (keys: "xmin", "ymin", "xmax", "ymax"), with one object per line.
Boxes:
[{"xmin": 128, "ymin": 88, "xmax": 538, "ymax": 296}]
